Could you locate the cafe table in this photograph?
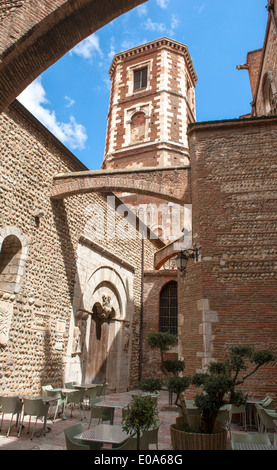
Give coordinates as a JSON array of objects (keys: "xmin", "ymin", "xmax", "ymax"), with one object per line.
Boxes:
[
  {"xmin": 74, "ymin": 423, "xmax": 133, "ymax": 448},
  {"xmin": 74, "ymin": 383, "xmax": 99, "ymax": 389},
  {"xmin": 51, "ymin": 388, "xmax": 77, "ymax": 394},
  {"xmin": 233, "ymin": 443, "xmax": 277, "ymax": 450},
  {"xmin": 93, "ymin": 396, "xmax": 131, "ymax": 424}
]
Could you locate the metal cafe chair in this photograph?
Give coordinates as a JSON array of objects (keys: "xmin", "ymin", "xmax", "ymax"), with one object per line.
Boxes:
[
  {"xmin": 255, "ymin": 404, "xmax": 277, "ymax": 433},
  {"xmin": 64, "ymin": 423, "xmax": 91, "ymax": 450},
  {"xmin": 64, "ymin": 381, "xmax": 79, "ymax": 389},
  {"xmin": 230, "ymin": 404, "xmax": 247, "ymax": 430},
  {"xmin": 140, "ymin": 418, "xmax": 162, "ymax": 450},
  {"xmin": 88, "ymin": 398, "xmax": 113, "ymax": 428},
  {"xmin": 83, "ymin": 386, "xmax": 98, "ymax": 407},
  {"xmin": 0, "ymin": 396, "xmax": 23, "ymax": 437},
  {"xmin": 18, "ymin": 398, "xmax": 49, "ymax": 440},
  {"xmin": 43, "ymin": 389, "xmax": 66, "ymax": 421},
  {"xmin": 66, "ymin": 389, "xmax": 86, "ymax": 420}
]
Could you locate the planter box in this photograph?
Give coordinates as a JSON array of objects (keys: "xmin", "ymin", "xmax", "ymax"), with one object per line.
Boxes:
[{"xmin": 170, "ymin": 416, "xmax": 227, "ymax": 450}]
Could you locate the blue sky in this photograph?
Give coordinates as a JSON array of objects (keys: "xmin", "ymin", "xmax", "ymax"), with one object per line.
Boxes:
[{"xmin": 17, "ymin": 0, "xmax": 268, "ymax": 170}]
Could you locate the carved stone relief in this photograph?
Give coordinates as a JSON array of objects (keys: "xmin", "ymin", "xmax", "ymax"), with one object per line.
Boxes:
[
  {"xmin": 0, "ymin": 300, "xmax": 14, "ymax": 347},
  {"xmin": 71, "ymin": 310, "xmax": 88, "ymax": 356}
]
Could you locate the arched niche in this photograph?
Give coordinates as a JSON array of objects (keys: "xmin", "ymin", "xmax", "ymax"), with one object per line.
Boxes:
[
  {"xmin": 0, "ymin": 226, "xmax": 28, "ymax": 347},
  {"xmin": 130, "ymin": 111, "xmax": 146, "ymax": 144},
  {"xmin": 262, "ymin": 71, "xmax": 277, "ymax": 115},
  {"xmin": 0, "ymin": 227, "xmax": 28, "ymax": 294},
  {"xmin": 81, "ymin": 265, "xmax": 132, "ymax": 390}
]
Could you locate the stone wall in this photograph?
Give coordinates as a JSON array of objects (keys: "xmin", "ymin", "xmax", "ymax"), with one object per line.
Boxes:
[{"xmin": 0, "ymin": 100, "xmax": 157, "ymax": 394}]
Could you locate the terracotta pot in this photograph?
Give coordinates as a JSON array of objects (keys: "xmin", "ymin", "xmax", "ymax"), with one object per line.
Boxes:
[{"xmin": 170, "ymin": 416, "xmax": 227, "ymax": 450}]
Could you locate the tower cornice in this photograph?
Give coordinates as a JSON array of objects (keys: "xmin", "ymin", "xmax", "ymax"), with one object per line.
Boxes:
[{"xmin": 109, "ymin": 37, "xmax": 198, "ymax": 86}]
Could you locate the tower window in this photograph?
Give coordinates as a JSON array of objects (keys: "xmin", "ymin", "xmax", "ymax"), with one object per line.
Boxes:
[
  {"xmin": 134, "ymin": 67, "xmax": 147, "ymax": 91},
  {"xmin": 159, "ymin": 281, "xmax": 178, "ymax": 336}
]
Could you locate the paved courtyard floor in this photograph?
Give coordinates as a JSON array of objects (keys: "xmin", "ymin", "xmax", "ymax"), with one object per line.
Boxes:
[{"xmin": 0, "ymin": 389, "xmax": 265, "ymax": 452}]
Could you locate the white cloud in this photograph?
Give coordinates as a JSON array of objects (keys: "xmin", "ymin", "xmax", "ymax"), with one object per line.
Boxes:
[
  {"xmin": 137, "ymin": 4, "xmax": 148, "ymax": 16},
  {"xmin": 65, "ymin": 96, "xmax": 75, "ymax": 108},
  {"xmin": 144, "ymin": 18, "xmax": 166, "ymax": 33},
  {"xmin": 157, "ymin": 0, "xmax": 170, "ymax": 8},
  {"xmin": 70, "ymin": 33, "xmax": 103, "ymax": 60},
  {"xmin": 170, "ymin": 14, "xmax": 179, "ymax": 31},
  {"xmin": 17, "ymin": 77, "xmax": 87, "ymax": 150},
  {"xmin": 108, "ymin": 36, "xmax": 116, "ymax": 60}
]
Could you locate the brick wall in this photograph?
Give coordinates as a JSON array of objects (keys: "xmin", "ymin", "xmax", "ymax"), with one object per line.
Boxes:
[
  {"xmin": 180, "ymin": 115, "xmax": 277, "ymax": 399},
  {"xmin": 141, "ymin": 270, "xmax": 178, "ymax": 380}
]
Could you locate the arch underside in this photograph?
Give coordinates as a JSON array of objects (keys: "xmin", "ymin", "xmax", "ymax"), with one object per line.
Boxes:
[
  {"xmin": 0, "ymin": 0, "xmax": 147, "ymax": 112},
  {"xmin": 51, "ymin": 166, "xmax": 191, "ymax": 205}
]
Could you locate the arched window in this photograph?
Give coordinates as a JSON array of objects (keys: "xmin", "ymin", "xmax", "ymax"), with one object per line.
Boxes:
[
  {"xmin": 130, "ymin": 112, "xmax": 145, "ymax": 144},
  {"xmin": 159, "ymin": 281, "xmax": 178, "ymax": 336},
  {"xmin": 262, "ymin": 72, "xmax": 275, "ymax": 115}
]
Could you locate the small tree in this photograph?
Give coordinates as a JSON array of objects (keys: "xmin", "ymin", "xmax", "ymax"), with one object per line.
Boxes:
[
  {"xmin": 122, "ymin": 395, "xmax": 158, "ymax": 450},
  {"xmin": 147, "ymin": 331, "xmax": 177, "ymax": 375},
  {"xmin": 139, "ymin": 378, "xmax": 163, "ymax": 394},
  {"xmin": 190, "ymin": 346, "xmax": 276, "ymax": 434},
  {"xmin": 166, "ymin": 376, "xmax": 191, "ymax": 425}
]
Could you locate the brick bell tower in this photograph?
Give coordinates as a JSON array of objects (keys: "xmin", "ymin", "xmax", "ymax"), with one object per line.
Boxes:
[{"xmin": 102, "ymin": 37, "xmax": 197, "ymax": 242}]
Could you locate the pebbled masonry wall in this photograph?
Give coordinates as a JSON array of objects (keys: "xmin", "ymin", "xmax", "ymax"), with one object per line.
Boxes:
[{"xmin": 0, "ymin": 100, "xmax": 158, "ymax": 394}]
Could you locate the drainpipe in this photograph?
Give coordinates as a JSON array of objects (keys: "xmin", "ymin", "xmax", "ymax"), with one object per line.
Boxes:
[
  {"xmin": 266, "ymin": 1, "xmax": 277, "ymax": 35},
  {"xmin": 138, "ymin": 237, "xmax": 144, "ymax": 382}
]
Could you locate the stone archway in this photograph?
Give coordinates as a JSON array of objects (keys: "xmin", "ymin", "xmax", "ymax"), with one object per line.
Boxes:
[
  {"xmin": 51, "ymin": 166, "xmax": 191, "ymax": 205},
  {"xmin": 0, "ymin": 0, "xmax": 147, "ymax": 112},
  {"xmin": 82, "ymin": 266, "xmax": 131, "ymax": 389}
]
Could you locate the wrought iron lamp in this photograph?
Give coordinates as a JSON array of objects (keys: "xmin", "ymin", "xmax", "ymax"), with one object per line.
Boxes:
[{"xmin": 175, "ymin": 247, "xmax": 199, "ymax": 276}]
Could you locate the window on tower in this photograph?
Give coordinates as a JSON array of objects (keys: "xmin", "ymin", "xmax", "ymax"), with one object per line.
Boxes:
[{"xmin": 133, "ymin": 67, "xmax": 148, "ymax": 91}]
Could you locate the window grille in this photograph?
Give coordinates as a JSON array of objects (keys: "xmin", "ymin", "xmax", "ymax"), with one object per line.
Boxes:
[
  {"xmin": 134, "ymin": 67, "xmax": 147, "ymax": 91},
  {"xmin": 159, "ymin": 281, "xmax": 178, "ymax": 336}
]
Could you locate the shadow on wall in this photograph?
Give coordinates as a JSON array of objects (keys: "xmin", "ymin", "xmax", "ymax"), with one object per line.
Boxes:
[{"xmin": 38, "ymin": 199, "xmax": 88, "ymax": 388}]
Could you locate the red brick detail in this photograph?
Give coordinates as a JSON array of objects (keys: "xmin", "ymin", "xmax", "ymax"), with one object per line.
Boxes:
[
  {"xmin": 154, "ymin": 239, "xmax": 182, "ymax": 269},
  {"xmin": 51, "ymin": 166, "xmax": 191, "ymax": 204}
]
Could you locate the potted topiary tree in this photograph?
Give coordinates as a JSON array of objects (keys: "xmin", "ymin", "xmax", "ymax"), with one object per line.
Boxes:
[
  {"xmin": 170, "ymin": 345, "xmax": 276, "ymax": 450},
  {"xmin": 122, "ymin": 394, "xmax": 158, "ymax": 450},
  {"xmin": 139, "ymin": 331, "xmax": 185, "ymax": 401},
  {"xmin": 146, "ymin": 331, "xmax": 179, "ymax": 375},
  {"xmin": 139, "ymin": 378, "xmax": 163, "ymax": 395}
]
